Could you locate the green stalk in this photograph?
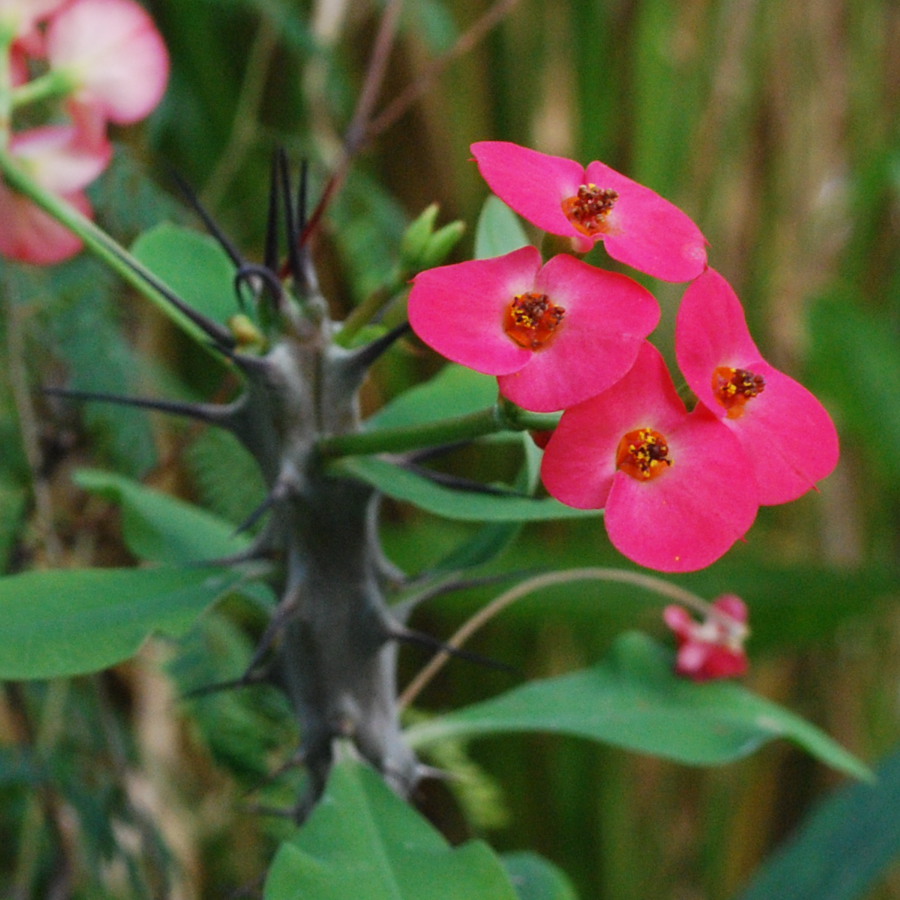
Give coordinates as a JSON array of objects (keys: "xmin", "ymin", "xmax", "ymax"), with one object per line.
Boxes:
[
  {"xmin": 10, "ymin": 69, "xmax": 76, "ymax": 110},
  {"xmin": 0, "ymin": 150, "xmax": 217, "ymax": 348},
  {"xmin": 0, "ymin": 31, "xmax": 13, "ymax": 145},
  {"xmin": 317, "ymin": 403, "xmax": 559, "ymax": 458}
]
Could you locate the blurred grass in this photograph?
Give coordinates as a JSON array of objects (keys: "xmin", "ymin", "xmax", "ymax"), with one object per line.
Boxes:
[{"xmin": 1, "ymin": 0, "xmax": 898, "ymax": 896}]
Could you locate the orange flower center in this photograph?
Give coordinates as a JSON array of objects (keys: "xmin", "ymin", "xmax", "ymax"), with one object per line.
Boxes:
[
  {"xmin": 616, "ymin": 427, "xmax": 673, "ymax": 481},
  {"xmin": 504, "ymin": 292, "xmax": 565, "ymax": 350},
  {"xmin": 561, "ymin": 183, "xmax": 619, "ymax": 236},
  {"xmin": 712, "ymin": 366, "xmax": 765, "ymax": 419}
]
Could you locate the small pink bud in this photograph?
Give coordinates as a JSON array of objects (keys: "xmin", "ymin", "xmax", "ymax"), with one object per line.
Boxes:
[{"xmin": 663, "ymin": 595, "xmax": 750, "ymax": 681}]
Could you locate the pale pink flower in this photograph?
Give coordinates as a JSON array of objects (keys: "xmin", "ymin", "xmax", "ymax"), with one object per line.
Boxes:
[
  {"xmin": 0, "ymin": 124, "xmax": 111, "ymax": 264},
  {"xmin": 46, "ymin": 0, "xmax": 169, "ymax": 124},
  {"xmin": 0, "ymin": 0, "xmax": 66, "ymax": 40}
]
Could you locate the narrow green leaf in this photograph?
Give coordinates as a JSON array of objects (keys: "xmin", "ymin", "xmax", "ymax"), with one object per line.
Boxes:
[
  {"xmin": 503, "ymin": 852, "xmax": 579, "ymax": 900},
  {"xmin": 368, "ymin": 363, "xmax": 499, "ymax": 431},
  {"xmin": 74, "ymin": 468, "xmax": 250, "ymax": 564},
  {"xmin": 264, "ymin": 755, "xmax": 518, "ymax": 900},
  {"xmin": 131, "ymin": 222, "xmax": 238, "ymax": 326},
  {"xmin": 406, "ymin": 632, "xmax": 870, "ymax": 780},
  {"xmin": 0, "ymin": 566, "xmax": 242, "ymax": 679},
  {"xmin": 475, "ymin": 195, "xmax": 531, "ymax": 260},
  {"xmin": 334, "ymin": 455, "xmax": 600, "ymax": 522},
  {"xmin": 734, "ymin": 745, "xmax": 900, "ymax": 900}
]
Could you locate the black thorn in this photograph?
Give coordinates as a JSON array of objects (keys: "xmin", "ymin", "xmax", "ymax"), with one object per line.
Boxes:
[
  {"xmin": 169, "ymin": 168, "xmax": 245, "ymax": 269},
  {"xmin": 344, "ymin": 321, "xmax": 412, "ymax": 373},
  {"xmin": 181, "ymin": 668, "xmax": 269, "ymax": 700},
  {"xmin": 295, "ymin": 159, "xmax": 317, "ymax": 293},
  {"xmin": 234, "ymin": 262, "xmax": 284, "ymax": 311},
  {"xmin": 296, "ymin": 159, "xmax": 309, "ymax": 241},
  {"xmin": 215, "ymin": 343, "xmax": 273, "ymax": 376},
  {"xmin": 182, "ymin": 542, "xmax": 276, "ymax": 570},
  {"xmin": 43, "ymin": 386, "xmax": 234, "ymax": 426},
  {"xmin": 243, "ymin": 586, "xmax": 301, "ymax": 675},
  {"xmin": 277, "ymin": 148, "xmax": 304, "ymax": 288},
  {"xmin": 265, "ymin": 152, "xmax": 280, "ymax": 274},
  {"xmin": 232, "ymin": 481, "xmax": 290, "ymax": 536},
  {"xmin": 392, "ymin": 570, "xmax": 523, "ymax": 621},
  {"xmin": 390, "ymin": 626, "xmax": 517, "ymax": 676},
  {"xmin": 398, "ymin": 461, "xmax": 529, "ymax": 497},
  {"xmin": 119, "ymin": 253, "xmax": 237, "ymax": 349}
]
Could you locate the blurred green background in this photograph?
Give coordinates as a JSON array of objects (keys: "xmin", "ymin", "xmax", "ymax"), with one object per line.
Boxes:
[{"xmin": 1, "ymin": 0, "xmax": 898, "ymax": 897}]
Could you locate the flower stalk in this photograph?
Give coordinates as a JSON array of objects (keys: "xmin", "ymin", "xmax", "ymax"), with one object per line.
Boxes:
[{"xmin": 318, "ymin": 403, "xmax": 559, "ymax": 458}]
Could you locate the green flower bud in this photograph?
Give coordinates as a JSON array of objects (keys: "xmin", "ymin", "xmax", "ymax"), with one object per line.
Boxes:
[
  {"xmin": 399, "ymin": 203, "xmax": 440, "ymax": 269},
  {"xmin": 420, "ymin": 220, "xmax": 465, "ymax": 270}
]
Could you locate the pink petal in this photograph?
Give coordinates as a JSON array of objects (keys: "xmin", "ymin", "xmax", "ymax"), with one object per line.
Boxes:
[
  {"xmin": 676, "ymin": 642, "xmax": 713, "ymax": 675},
  {"xmin": 716, "ymin": 364, "xmax": 839, "ymax": 504},
  {"xmin": 0, "ymin": 183, "xmax": 90, "ymax": 264},
  {"xmin": 541, "ymin": 344, "xmax": 757, "ymax": 572},
  {"xmin": 604, "ymin": 408, "xmax": 757, "ymax": 572},
  {"xmin": 677, "ymin": 268, "xmax": 840, "ymax": 504},
  {"xmin": 584, "ymin": 161, "xmax": 708, "ymax": 282},
  {"xmin": 471, "ymin": 141, "xmax": 584, "ymax": 238},
  {"xmin": 47, "ymin": 0, "xmax": 169, "ymax": 124},
  {"xmin": 0, "ymin": 0, "xmax": 67, "ymax": 38},
  {"xmin": 10, "ymin": 44, "xmax": 30, "ymax": 86},
  {"xmin": 712, "ymin": 594, "xmax": 748, "ymax": 623},
  {"xmin": 408, "ymin": 246, "xmax": 540, "ymax": 375},
  {"xmin": 663, "ymin": 604, "xmax": 694, "ymax": 638},
  {"xmin": 11, "ymin": 124, "xmax": 112, "ymax": 193},
  {"xmin": 687, "ymin": 645, "xmax": 748, "ymax": 681},
  {"xmin": 498, "ymin": 255, "xmax": 659, "ymax": 411},
  {"xmin": 541, "ymin": 343, "xmax": 688, "ymax": 510},
  {"xmin": 676, "ymin": 268, "xmax": 763, "ymax": 409}
]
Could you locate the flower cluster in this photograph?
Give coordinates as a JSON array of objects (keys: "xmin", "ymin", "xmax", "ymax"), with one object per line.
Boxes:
[
  {"xmin": 409, "ymin": 141, "xmax": 839, "ymax": 574},
  {"xmin": 0, "ymin": 0, "xmax": 169, "ymax": 263}
]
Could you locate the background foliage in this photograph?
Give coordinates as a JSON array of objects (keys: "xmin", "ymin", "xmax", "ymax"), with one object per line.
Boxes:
[{"xmin": 0, "ymin": 0, "xmax": 898, "ymax": 897}]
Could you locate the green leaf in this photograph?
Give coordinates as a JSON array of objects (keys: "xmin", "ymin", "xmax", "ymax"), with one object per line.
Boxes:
[
  {"xmin": 475, "ymin": 195, "xmax": 531, "ymax": 260},
  {"xmin": 0, "ymin": 565, "xmax": 242, "ymax": 679},
  {"xmin": 503, "ymin": 852, "xmax": 579, "ymax": 900},
  {"xmin": 74, "ymin": 468, "xmax": 251, "ymax": 564},
  {"xmin": 406, "ymin": 632, "xmax": 869, "ymax": 780},
  {"xmin": 334, "ymin": 455, "xmax": 600, "ymax": 523},
  {"xmin": 264, "ymin": 755, "xmax": 518, "ymax": 900},
  {"xmin": 368, "ymin": 363, "xmax": 499, "ymax": 431},
  {"xmin": 734, "ymin": 744, "xmax": 900, "ymax": 900},
  {"xmin": 131, "ymin": 222, "xmax": 238, "ymax": 326}
]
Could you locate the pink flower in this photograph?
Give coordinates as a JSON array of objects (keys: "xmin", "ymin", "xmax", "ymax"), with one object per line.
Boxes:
[
  {"xmin": 471, "ymin": 141, "xmax": 708, "ymax": 282},
  {"xmin": 0, "ymin": 0, "xmax": 66, "ymax": 40},
  {"xmin": 0, "ymin": 124, "xmax": 112, "ymax": 264},
  {"xmin": 540, "ymin": 343, "xmax": 758, "ymax": 572},
  {"xmin": 46, "ymin": 0, "xmax": 169, "ymax": 125},
  {"xmin": 675, "ymin": 268, "xmax": 840, "ymax": 505},
  {"xmin": 408, "ymin": 245, "xmax": 660, "ymax": 412},
  {"xmin": 663, "ymin": 594, "xmax": 749, "ymax": 681}
]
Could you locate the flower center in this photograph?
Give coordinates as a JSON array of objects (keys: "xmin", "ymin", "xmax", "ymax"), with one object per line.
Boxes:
[
  {"xmin": 616, "ymin": 427, "xmax": 673, "ymax": 481},
  {"xmin": 561, "ymin": 183, "xmax": 619, "ymax": 236},
  {"xmin": 712, "ymin": 366, "xmax": 766, "ymax": 419},
  {"xmin": 504, "ymin": 292, "xmax": 566, "ymax": 350}
]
